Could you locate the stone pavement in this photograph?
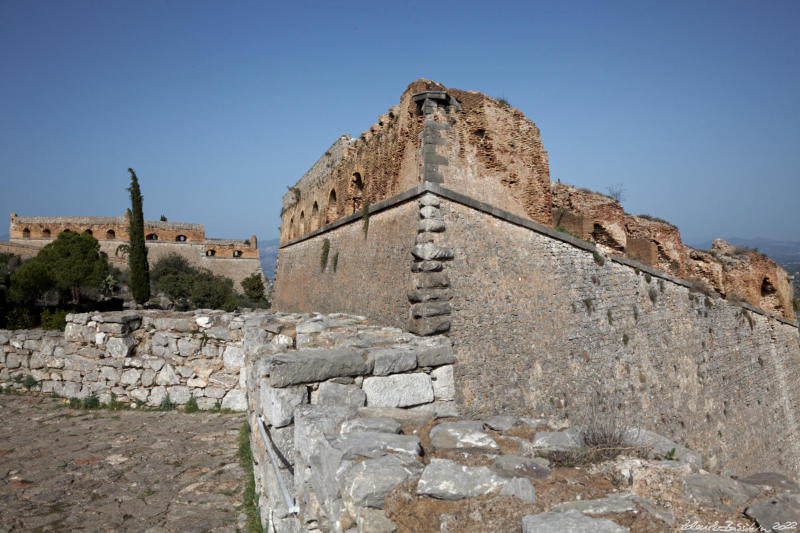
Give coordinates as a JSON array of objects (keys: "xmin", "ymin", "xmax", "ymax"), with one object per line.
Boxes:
[{"xmin": 0, "ymin": 394, "xmax": 246, "ymax": 532}]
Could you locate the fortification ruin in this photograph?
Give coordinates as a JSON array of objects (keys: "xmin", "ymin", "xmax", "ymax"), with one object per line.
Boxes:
[
  {"xmin": 1, "ymin": 212, "xmax": 263, "ymax": 290},
  {"xmin": 273, "ymin": 79, "xmax": 800, "ymax": 477}
]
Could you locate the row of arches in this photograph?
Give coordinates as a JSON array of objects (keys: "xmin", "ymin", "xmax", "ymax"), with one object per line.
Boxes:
[
  {"xmin": 285, "ymin": 172, "xmax": 367, "ymax": 240},
  {"xmin": 21, "ymin": 228, "xmax": 117, "ymax": 240},
  {"xmin": 205, "ymin": 249, "xmax": 244, "ymax": 258}
]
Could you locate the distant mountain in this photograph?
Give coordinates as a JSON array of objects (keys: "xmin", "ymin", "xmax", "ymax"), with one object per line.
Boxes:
[{"xmin": 259, "ymin": 237, "xmax": 280, "ymax": 280}]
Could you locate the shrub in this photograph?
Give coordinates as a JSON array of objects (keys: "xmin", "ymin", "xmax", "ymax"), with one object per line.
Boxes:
[
  {"xmin": 184, "ymin": 396, "xmax": 199, "ymax": 413},
  {"xmin": 658, "ymin": 279, "xmax": 665, "ymax": 293},
  {"xmin": 592, "ymin": 251, "xmax": 605, "ymax": 266},
  {"xmin": 495, "ymin": 96, "xmax": 510, "ymax": 107},
  {"xmin": 159, "ymin": 393, "xmax": 176, "ymax": 411},
  {"xmin": 623, "ymin": 333, "xmax": 630, "ymax": 345},
  {"xmin": 190, "ymin": 271, "xmax": 237, "ymax": 311},
  {"xmin": 648, "ymin": 286, "xmax": 658, "ymax": 304},
  {"xmin": 22, "ymin": 375, "xmax": 37, "ymax": 390},
  {"xmin": 6, "ymin": 307, "xmax": 36, "ymax": 329},
  {"xmin": 332, "ymin": 252, "xmax": 339, "ymax": 273},
  {"xmin": 238, "ymin": 422, "xmax": 263, "ymax": 532},
  {"xmin": 637, "ymin": 214, "xmax": 676, "ymax": 227},
  {"xmin": 151, "ymin": 254, "xmax": 195, "ymax": 301},
  {"xmin": 644, "ymin": 273, "xmax": 651, "ymax": 284},
  {"xmin": 83, "ymin": 395, "xmax": 100, "ymax": 409},
  {"xmin": 241, "ymin": 273, "xmax": 266, "ymax": 301},
  {"xmin": 606, "ymin": 309, "xmax": 613, "ymax": 324},
  {"xmin": 793, "ymin": 298, "xmax": 799, "ymax": 312},
  {"xmin": 40, "ymin": 308, "xmax": 68, "ymax": 330},
  {"xmin": 583, "ymin": 298, "xmax": 593, "ymax": 313},
  {"xmin": 606, "ymin": 184, "xmax": 625, "ymax": 203}
]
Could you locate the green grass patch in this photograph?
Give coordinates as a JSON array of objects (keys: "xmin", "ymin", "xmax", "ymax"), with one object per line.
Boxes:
[{"xmin": 238, "ymin": 422, "xmax": 263, "ymax": 532}]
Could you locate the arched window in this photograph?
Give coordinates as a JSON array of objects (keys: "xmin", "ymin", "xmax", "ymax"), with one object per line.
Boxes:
[
  {"xmin": 176, "ymin": 235, "xmax": 187, "ymax": 242},
  {"xmin": 106, "ymin": 229, "xmax": 116, "ymax": 239},
  {"xmin": 62, "ymin": 229, "xmax": 71, "ymax": 234},
  {"xmin": 206, "ymin": 249, "xmax": 216, "ymax": 257},
  {"xmin": 146, "ymin": 233, "xmax": 158, "ymax": 240},
  {"xmin": 22, "ymin": 228, "xmax": 30, "ymax": 239},
  {"xmin": 326, "ymin": 189, "xmax": 337, "ymax": 223},
  {"xmin": 233, "ymin": 250, "xmax": 243, "ymax": 258},
  {"xmin": 288, "ymin": 218, "xmax": 294, "ymax": 240},
  {"xmin": 311, "ymin": 202, "xmax": 319, "ymax": 231},
  {"xmin": 42, "ymin": 228, "xmax": 51, "ymax": 238},
  {"xmin": 299, "ymin": 211, "xmax": 305, "ymax": 235},
  {"xmin": 350, "ymin": 172, "xmax": 364, "ymax": 213},
  {"xmin": 83, "ymin": 229, "xmax": 93, "ymax": 236}
]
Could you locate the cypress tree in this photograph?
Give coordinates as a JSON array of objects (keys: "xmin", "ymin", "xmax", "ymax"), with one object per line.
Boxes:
[{"xmin": 127, "ymin": 168, "xmax": 150, "ymax": 304}]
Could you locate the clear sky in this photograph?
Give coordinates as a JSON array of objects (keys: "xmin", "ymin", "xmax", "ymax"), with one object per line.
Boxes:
[{"xmin": 1, "ymin": 0, "xmax": 798, "ymax": 245}]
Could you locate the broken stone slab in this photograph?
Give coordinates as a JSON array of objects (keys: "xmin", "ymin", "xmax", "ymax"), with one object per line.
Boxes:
[
  {"xmin": 492, "ymin": 455, "xmax": 551, "ymax": 480},
  {"xmin": 340, "ymin": 417, "xmax": 401, "ymax": 435},
  {"xmin": 411, "ymin": 243, "xmax": 454, "ymax": 261},
  {"xmin": 415, "ymin": 337, "xmax": 455, "ymax": 367},
  {"xmin": 412, "ymin": 272, "xmax": 450, "ymax": 289},
  {"xmin": 407, "ymin": 288, "xmax": 451, "ymax": 303},
  {"xmin": 294, "ymin": 405, "xmax": 358, "ymax": 462},
  {"xmin": 410, "ymin": 260, "xmax": 443, "ymax": 273},
  {"xmin": 368, "ymin": 345, "xmax": 417, "ymax": 376},
  {"xmin": 333, "ymin": 431, "xmax": 422, "ymax": 459},
  {"xmin": 268, "ymin": 348, "xmax": 373, "ymax": 387},
  {"xmin": 222, "ymin": 345, "xmax": 244, "ymax": 369},
  {"xmin": 621, "ymin": 427, "xmax": 702, "ymax": 470},
  {"xmin": 430, "ymin": 421, "xmax": 499, "ymax": 451},
  {"xmin": 318, "ymin": 381, "xmax": 366, "ymax": 409},
  {"xmin": 221, "ymin": 389, "xmax": 247, "ymax": 411},
  {"xmin": 339, "ymin": 453, "xmax": 423, "ymax": 509},
  {"xmin": 354, "ymin": 507, "xmax": 397, "ymax": 533},
  {"xmin": 416, "ymin": 459, "xmax": 507, "ymax": 500},
  {"xmin": 522, "ymin": 510, "xmax": 629, "ymax": 533},
  {"xmin": 552, "ymin": 494, "xmax": 636, "ymax": 515},
  {"xmin": 485, "ymin": 415, "xmax": 518, "ymax": 431},
  {"xmin": 409, "ymin": 317, "xmax": 450, "ymax": 336},
  {"xmin": 357, "ymin": 406, "xmax": 435, "ymax": 426},
  {"xmin": 739, "ymin": 472, "xmax": 800, "ymax": 492},
  {"xmin": 617, "ymin": 493, "xmax": 674, "ymax": 527},
  {"xmin": 362, "ymin": 373, "xmax": 434, "ymax": 408},
  {"xmin": 532, "ymin": 428, "xmax": 584, "ymax": 452},
  {"xmin": 410, "ymin": 400, "xmax": 459, "ymax": 419},
  {"xmin": 745, "ymin": 493, "xmax": 800, "ymax": 533},
  {"xmin": 501, "ymin": 477, "xmax": 537, "ymax": 503},
  {"xmin": 681, "ymin": 472, "xmax": 761, "ymax": 512}
]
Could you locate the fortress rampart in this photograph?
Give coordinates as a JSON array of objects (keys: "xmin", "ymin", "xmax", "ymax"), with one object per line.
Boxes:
[
  {"xmin": 2, "ymin": 213, "xmax": 263, "ymax": 290},
  {"xmin": 273, "ymin": 81, "xmax": 800, "ymax": 477}
]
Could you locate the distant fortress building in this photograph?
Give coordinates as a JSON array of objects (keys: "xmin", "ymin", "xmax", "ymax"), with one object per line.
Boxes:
[{"xmin": 2, "ymin": 212, "xmax": 263, "ymax": 290}]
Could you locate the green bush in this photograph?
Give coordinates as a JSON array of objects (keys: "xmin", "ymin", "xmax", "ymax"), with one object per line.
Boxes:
[
  {"xmin": 6, "ymin": 307, "xmax": 36, "ymax": 329},
  {"xmin": 191, "ymin": 271, "xmax": 237, "ymax": 311},
  {"xmin": 320, "ymin": 238, "xmax": 330, "ymax": 272},
  {"xmin": 184, "ymin": 396, "xmax": 199, "ymax": 413},
  {"xmin": 40, "ymin": 309, "xmax": 68, "ymax": 330},
  {"xmin": 159, "ymin": 393, "xmax": 176, "ymax": 411},
  {"xmin": 241, "ymin": 272, "xmax": 266, "ymax": 300},
  {"xmin": 793, "ymin": 299, "xmax": 799, "ymax": 312}
]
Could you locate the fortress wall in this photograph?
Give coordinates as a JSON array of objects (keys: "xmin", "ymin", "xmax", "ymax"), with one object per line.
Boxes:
[
  {"xmin": 202, "ymin": 257, "xmax": 264, "ymax": 290},
  {"xmin": 439, "ymin": 196, "xmax": 800, "ymax": 477},
  {"xmin": 272, "ymin": 199, "xmax": 418, "ymax": 329}
]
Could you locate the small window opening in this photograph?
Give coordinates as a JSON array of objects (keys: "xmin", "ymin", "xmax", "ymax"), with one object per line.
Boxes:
[
  {"xmin": 176, "ymin": 235, "xmax": 187, "ymax": 242},
  {"xmin": 106, "ymin": 229, "xmax": 115, "ymax": 239},
  {"xmin": 146, "ymin": 233, "xmax": 158, "ymax": 240}
]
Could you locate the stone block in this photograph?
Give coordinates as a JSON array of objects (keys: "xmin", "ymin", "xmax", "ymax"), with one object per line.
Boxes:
[
  {"xmin": 269, "ymin": 348, "xmax": 373, "ymax": 387},
  {"xmin": 412, "ymin": 272, "xmax": 449, "ymax": 289},
  {"xmin": 263, "ymin": 384, "xmax": 307, "ymax": 427},
  {"xmin": 120, "ymin": 368, "xmax": 141, "ymax": 386},
  {"xmin": 362, "ymin": 373, "xmax": 434, "ymax": 408},
  {"xmin": 419, "ymin": 205, "xmax": 441, "ymax": 219},
  {"xmin": 411, "ymin": 243, "xmax": 454, "ymax": 261},
  {"xmin": 745, "ymin": 493, "xmax": 800, "ymax": 533},
  {"xmin": 501, "ymin": 477, "xmax": 537, "ymax": 503},
  {"xmin": 340, "ymin": 417, "xmax": 401, "ymax": 435},
  {"xmin": 430, "ymin": 421, "xmax": 498, "ymax": 451},
  {"xmin": 141, "ymin": 368, "xmax": 155, "ymax": 387},
  {"xmin": 339, "ymin": 454, "xmax": 423, "ymax": 509},
  {"xmin": 106, "ymin": 336, "xmax": 135, "ymax": 359},
  {"xmin": 177, "ymin": 338, "xmax": 201, "ymax": 357},
  {"xmin": 552, "ymin": 495, "xmax": 636, "ymax": 515},
  {"xmin": 167, "ymin": 385, "xmax": 191, "ymax": 404},
  {"xmin": 156, "ymin": 364, "xmax": 180, "ymax": 386},
  {"xmin": 416, "ymin": 459, "xmax": 506, "ymax": 500},
  {"xmin": 418, "ymin": 218, "xmax": 445, "ymax": 232},
  {"xmin": 418, "ymin": 193, "xmax": 440, "ymax": 207},
  {"xmin": 409, "ymin": 317, "xmax": 450, "ymax": 336},
  {"xmin": 431, "ymin": 364, "xmax": 454, "ymax": 400},
  {"xmin": 485, "ymin": 415, "xmax": 518, "ymax": 431},
  {"xmin": 223, "ymin": 345, "xmax": 245, "ymax": 369},
  {"xmin": 29, "ymin": 352, "xmax": 46, "ymax": 369},
  {"xmin": 221, "ymin": 389, "xmax": 247, "ymax": 411},
  {"xmin": 333, "ymin": 431, "xmax": 422, "ymax": 459},
  {"xmin": 532, "ymin": 429, "xmax": 584, "ymax": 452},
  {"xmin": 148, "ymin": 386, "xmax": 167, "ymax": 406},
  {"xmin": 318, "ymin": 381, "xmax": 365, "ymax": 409},
  {"xmin": 410, "ymin": 260, "xmax": 443, "ymax": 273},
  {"xmin": 681, "ymin": 473, "xmax": 760, "ymax": 512},
  {"xmin": 522, "ymin": 510, "xmax": 629, "ymax": 533},
  {"xmin": 407, "ymin": 288, "xmax": 451, "ymax": 302},
  {"xmin": 492, "ymin": 455, "xmax": 551, "ymax": 480},
  {"xmin": 368, "ymin": 346, "xmax": 417, "ymax": 376}
]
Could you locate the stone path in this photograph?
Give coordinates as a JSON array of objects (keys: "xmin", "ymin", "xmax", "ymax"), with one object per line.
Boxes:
[{"xmin": 0, "ymin": 394, "xmax": 247, "ymax": 532}]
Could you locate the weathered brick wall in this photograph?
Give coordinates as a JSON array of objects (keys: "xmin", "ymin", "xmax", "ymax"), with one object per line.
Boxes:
[
  {"xmin": 272, "ymin": 200, "xmax": 418, "ymax": 329},
  {"xmin": 440, "ymin": 198, "xmax": 800, "ymax": 477}
]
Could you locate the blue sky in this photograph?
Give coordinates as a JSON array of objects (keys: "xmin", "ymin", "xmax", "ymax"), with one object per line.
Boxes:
[{"xmin": 1, "ymin": 0, "xmax": 798, "ymax": 245}]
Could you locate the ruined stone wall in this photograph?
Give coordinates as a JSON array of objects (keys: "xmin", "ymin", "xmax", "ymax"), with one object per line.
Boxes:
[
  {"xmin": 9, "ymin": 214, "xmax": 206, "ymax": 243},
  {"xmin": 273, "ymin": 199, "xmax": 418, "ymax": 328},
  {"xmin": 278, "ymin": 79, "xmax": 554, "ymax": 245},
  {"xmin": 144, "ymin": 242, "xmax": 264, "ymax": 290},
  {"xmin": 439, "ymin": 197, "xmax": 800, "ymax": 477},
  {"xmin": 0, "ymin": 311, "xmax": 249, "ymax": 410}
]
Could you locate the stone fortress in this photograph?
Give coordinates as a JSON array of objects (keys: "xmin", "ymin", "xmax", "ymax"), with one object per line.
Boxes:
[
  {"xmin": 1, "ymin": 211, "xmax": 264, "ymax": 290},
  {"xmin": 273, "ymin": 79, "xmax": 800, "ymax": 477}
]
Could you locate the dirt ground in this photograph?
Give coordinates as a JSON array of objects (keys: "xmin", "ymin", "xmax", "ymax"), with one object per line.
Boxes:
[{"xmin": 0, "ymin": 394, "xmax": 246, "ymax": 532}]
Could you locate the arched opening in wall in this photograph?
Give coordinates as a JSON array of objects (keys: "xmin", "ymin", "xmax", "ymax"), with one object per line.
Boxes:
[
  {"xmin": 206, "ymin": 249, "xmax": 216, "ymax": 257},
  {"xmin": 146, "ymin": 233, "xmax": 158, "ymax": 241},
  {"xmin": 22, "ymin": 228, "xmax": 30, "ymax": 239},
  {"xmin": 233, "ymin": 250, "xmax": 243, "ymax": 257},
  {"xmin": 350, "ymin": 172, "xmax": 364, "ymax": 214},
  {"xmin": 106, "ymin": 229, "xmax": 115, "ymax": 239},
  {"xmin": 311, "ymin": 202, "xmax": 319, "ymax": 231},
  {"xmin": 83, "ymin": 229, "xmax": 93, "ymax": 236},
  {"xmin": 289, "ymin": 218, "xmax": 294, "ymax": 240},
  {"xmin": 176, "ymin": 235, "xmax": 187, "ymax": 242},
  {"xmin": 299, "ymin": 211, "xmax": 305, "ymax": 235},
  {"xmin": 326, "ymin": 189, "xmax": 337, "ymax": 223},
  {"xmin": 42, "ymin": 228, "xmax": 51, "ymax": 238},
  {"xmin": 62, "ymin": 229, "xmax": 71, "ymax": 234}
]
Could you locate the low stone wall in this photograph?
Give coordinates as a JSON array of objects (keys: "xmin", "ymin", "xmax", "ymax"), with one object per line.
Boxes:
[
  {"xmin": 0, "ymin": 311, "xmax": 260, "ymax": 409},
  {"xmin": 242, "ymin": 313, "xmax": 456, "ymax": 532}
]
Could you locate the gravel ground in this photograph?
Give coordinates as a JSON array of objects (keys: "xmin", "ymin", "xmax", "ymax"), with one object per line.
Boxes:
[{"xmin": 0, "ymin": 394, "xmax": 247, "ymax": 532}]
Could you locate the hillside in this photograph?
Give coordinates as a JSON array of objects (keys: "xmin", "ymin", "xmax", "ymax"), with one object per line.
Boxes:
[{"xmin": 258, "ymin": 237, "xmax": 279, "ymax": 280}]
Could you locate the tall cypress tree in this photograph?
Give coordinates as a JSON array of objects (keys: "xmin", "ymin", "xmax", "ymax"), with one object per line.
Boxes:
[{"xmin": 127, "ymin": 168, "xmax": 150, "ymax": 304}]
